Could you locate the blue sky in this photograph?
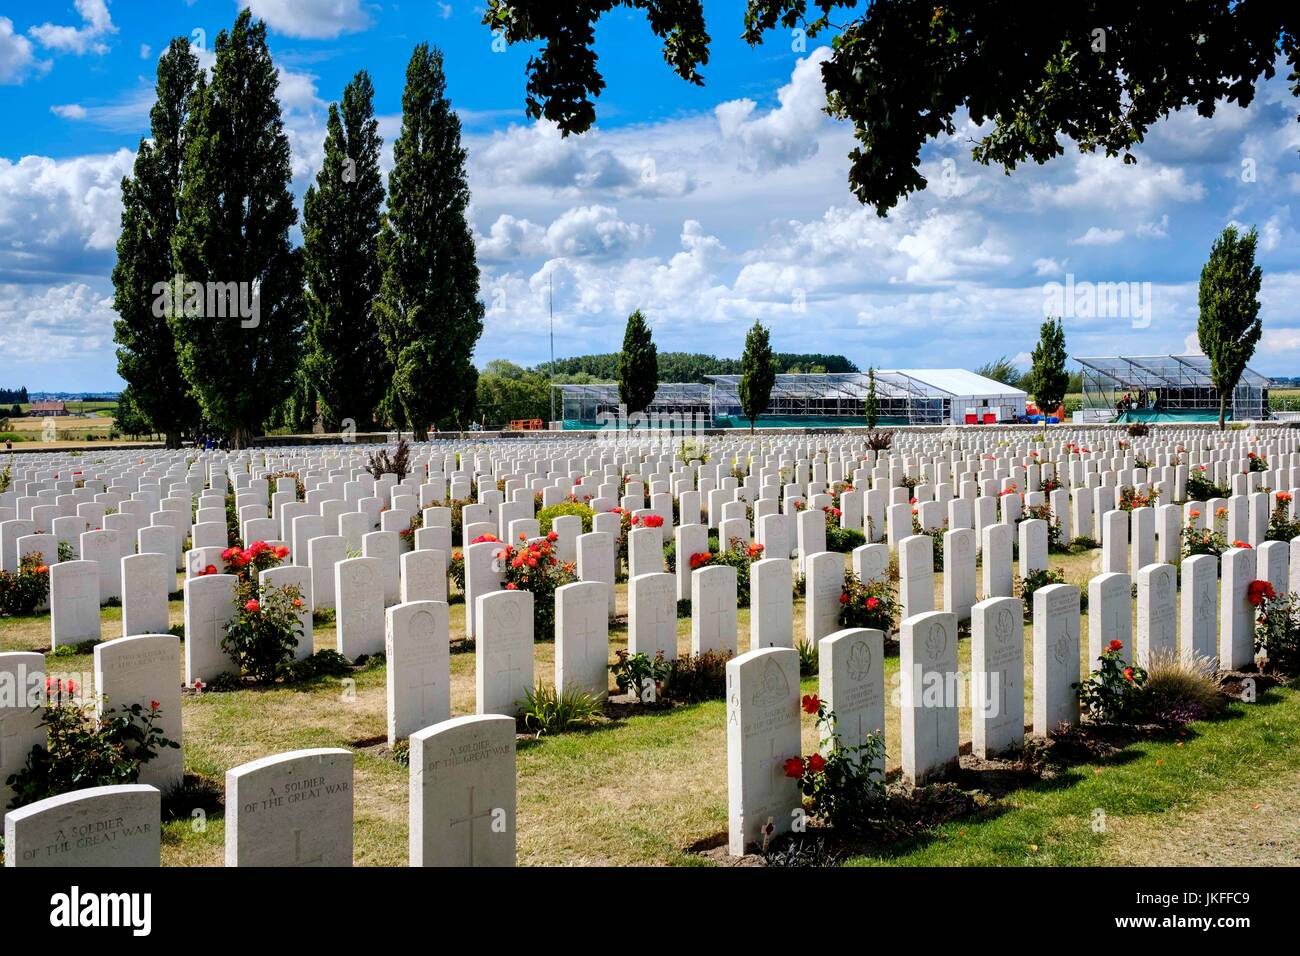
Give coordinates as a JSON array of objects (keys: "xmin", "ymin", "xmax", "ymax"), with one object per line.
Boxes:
[{"xmin": 2, "ymin": 0, "xmax": 1299, "ymax": 391}]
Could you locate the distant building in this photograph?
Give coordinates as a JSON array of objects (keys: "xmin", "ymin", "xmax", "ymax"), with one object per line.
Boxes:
[{"xmin": 30, "ymin": 400, "xmax": 66, "ymax": 415}]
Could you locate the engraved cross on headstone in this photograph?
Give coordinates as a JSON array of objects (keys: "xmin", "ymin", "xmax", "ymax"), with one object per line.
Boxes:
[
  {"xmin": 449, "ymin": 785, "xmax": 495, "ymax": 865},
  {"xmin": 0, "ymin": 714, "xmax": 26, "ymax": 770},
  {"xmin": 405, "ymin": 659, "xmax": 440, "ymax": 717},
  {"xmin": 292, "ymin": 827, "xmax": 325, "ymax": 865}
]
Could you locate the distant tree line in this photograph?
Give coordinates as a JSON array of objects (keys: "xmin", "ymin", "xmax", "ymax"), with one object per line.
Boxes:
[
  {"xmin": 535, "ymin": 351, "xmax": 858, "ymax": 384},
  {"xmin": 0, "ymin": 387, "xmax": 28, "ymax": 404}
]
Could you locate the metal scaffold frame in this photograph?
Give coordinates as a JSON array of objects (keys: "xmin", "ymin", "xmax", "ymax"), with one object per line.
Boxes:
[{"xmin": 1075, "ymin": 354, "xmax": 1273, "ymax": 420}]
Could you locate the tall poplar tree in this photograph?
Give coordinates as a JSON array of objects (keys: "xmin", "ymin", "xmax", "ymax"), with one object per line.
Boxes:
[
  {"xmin": 375, "ymin": 44, "xmax": 484, "ymax": 440},
  {"xmin": 170, "ymin": 10, "xmax": 304, "ymax": 448},
  {"xmin": 111, "ymin": 37, "xmax": 202, "ymax": 449},
  {"xmin": 865, "ymin": 367, "xmax": 879, "ymax": 429},
  {"xmin": 1198, "ymin": 225, "xmax": 1263, "ymax": 431},
  {"xmin": 618, "ymin": 309, "xmax": 658, "ymax": 417},
  {"xmin": 1026, "ymin": 317, "xmax": 1068, "ymax": 423},
  {"xmin": 738, "ymin": 320, "xmax": 775, "ymax": 433},
  {"xmin": 302, "ymin": 71, "xmax": 386, "ymax": 431}
]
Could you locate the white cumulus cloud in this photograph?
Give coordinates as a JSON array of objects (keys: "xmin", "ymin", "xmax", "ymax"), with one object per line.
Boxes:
[
  {"xmin": 1069, "ymin": 226, "xmax": 1125, "ymax": 246},
  {"xmin": 29, "ymin": 0, "xmax": 116, "ymax": 56},
  {"xmin": 714, "ymin": 47, "xmax": 832, "ymax": 172},
  {"xmin": 242, "ymin": 0, "xmax": 371, "ymax": 40},
  {"xmin": 0, "ymin": 16, "xmax": 46, "ymax": 83}
]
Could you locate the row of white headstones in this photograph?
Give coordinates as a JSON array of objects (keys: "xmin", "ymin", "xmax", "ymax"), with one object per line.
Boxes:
[{"xmin": 2, "ymin": 426, "xmax": 1298, "ymax": 863}]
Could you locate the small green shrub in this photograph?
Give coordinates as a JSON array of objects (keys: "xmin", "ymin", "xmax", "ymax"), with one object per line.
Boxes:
[
  {"xmin": 838, "ymin": 571, "xmax": 898, "ymax": 633},
  {"xmin": 221, "ymin": 585, "xmax": 305, "ymax": 684},
  {"xmin": 537, "ymin": 501, "xmax": 595, "ymax": 536},
  {"xmin": 284, "ymin": 649, "xmax": 354, "ymax": 681},
  {"xmin": 1016, "ymin": 567, "xmax": 1067, "ymax": 620},
  {"xmin": 1138, "ymin": 651, "xmax": 1224, "ymax": 726},
  {"xmin": 1074, "ymin": 639, "xmax": 1147, "ymax": 726},
  {"xmin": 1254, "ymin": 591, "xmax": 1300, "ymax": 678},
  {"xmin": 662, "ymin": 650, "xmax": 731, "ymax": 703},
  {"xmin": 518, "ymin": 684, "xmax": 603, "ymax": 736},
  {"xmin": 390, "ymin": 739, "xmax": 411, "ymax": 766},
  {"xmin": 797, "ymin": 640, "xmax": 818, "ymax": 677},
  {"xmin": 826, "ymin": 523, "xmax": 866, "ymax": 553},
  {"xmin": 786, "ymin": 694, "xmax": 886, "ymax": 833},
  {"xmin": 6, "ymin": 688, "xmax": 179, "ymax": 810},
  {"xmin": 0, "ymin": 552, "xmax": 50, "ymax": 616},
  {"xmin": 610, "ymin": 649, "xmax": 671, "ymax": 698}
]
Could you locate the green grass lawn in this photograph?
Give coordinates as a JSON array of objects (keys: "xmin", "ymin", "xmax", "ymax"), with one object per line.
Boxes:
[{"xmin": 2, "ymin": 548, "xmax": 1295, "ymax": 866}]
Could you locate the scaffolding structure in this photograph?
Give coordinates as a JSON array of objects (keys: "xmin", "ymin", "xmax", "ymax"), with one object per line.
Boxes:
[
  {"xmin": 553, "ymin": 369, "xmax": 1027, "ymax": 428},
  {"xmin": 705, "ymin": 372, "xmax": 944, "ymax": 424},
  {"xmin": 1075, "ymin": 354, "xmax": 1273, "ymax": 421},
  {"xmin": 553, "ymin": 382, "xmax": 713, "ymax": 430}
]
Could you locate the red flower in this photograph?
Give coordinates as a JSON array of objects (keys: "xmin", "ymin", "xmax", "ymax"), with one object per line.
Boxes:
[
  {"xmin": 839, "ymin": 592, "xmax": 849, "ymax": 604},
  {"xmin": 292, "ymin": 598, "xmax": 304, "ymax": 609},
  {"xmin": 802, "ymin": 694, "xmax": 820, "ymax": 714},
  {"xmin": 783, "ymin": 757, "xmax": 805, "ymax": 778},
  {"xmin": 1108, "ymin": 639, "xmax": 1123, "ymax": 653},
  {"xmin": 1233, "ymin": 541, "xmax": 1252, "ymax": 550},
  {"xmin": 865, "ymin": 596, "xmax": 879, "ymax": 610},
  {"xmin": 201, "ymin": 564, "xmax": 218, "ymax": 576},
  {"xmin": 248, "ymin": 541, "xmax": 269, "ymax": 555},
  {"xmin": 65, "ymin": 679, "xmax": 78, "ymax": 695},
  {"xmin": 547, "ymin": 531, "xmax": 559, "ymax": 542},
  {"xmin": 244, "ymin": 599, "xmax": 260, "ymax": 613},
  {"xmin": 806, "ymin": 753, "xmax": 826, "ymax": 774},
  {"xmin": 150, "ymin": 700, "xmax": 161, "ymax": 711},
  {"xmin": 505, "ymin": 582, "xmax": 518, "ymax": 590},
  {"xmin": 272, "ymin": 545, "xmax": 290, "ymax": 559},
  {"xmin": 34, "ymin": 565, "xmax": 48, "ymax": 575},
  {"xmin": 1247, "ymin": 580, "xmax": 1276, "ymax": 607},
  {"xmin": 221, "ymin": 546, "xmax": 239, "ymax": 561},
  {"xmin": 1123, "ymin": 667, "xmax": 1135, "ymax": 683}
]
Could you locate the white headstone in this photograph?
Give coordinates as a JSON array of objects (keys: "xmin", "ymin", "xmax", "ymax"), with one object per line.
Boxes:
[
  {"xmin": 1179, "ymin": 554, "xmax": 1218, "ymax": 664},
  {"xmin": 691, "ymin": 564, "xmax": 738, "ymax": 656},
  {"xmin": 183, "ymin": 573, "xmax": 238, "ymax": 684},
  {"xmin": 225, "ymin": 748, "xmax": 353, "ymax": 866},
  {"xmin": 475, "ymin": 589, "xmax": 534, "ymax": 717},
  {"xmin": 4, "ymin": 784, "xmax": 161, "ymax": 867},
  {"xmin": 0, "ymin": 652, "xmax": 45, "ymax": 810},
  {"xmin": 970, "ymin": 596, "xmax": 1024, "ymax": 759},
  {"xmin": 555, "ymin": 580, "xmax": 609, "ymax": 700},
  {"xmin": 899, "ymin": 610, "xmax": 959, "ymax": 784},
  {"xmin": 121, "ymin": 552, "xmax": 171, "ymax": 639},
  {"xmin": 94, "ymin": 634, "xmax": 183, "ymax": 789},
  {"xmin": 385, "ymin": 600, "xmax": 451, "ymax": 745},
  {"xmin": 628, "ymin": 572, "xmax": 678, "ymax": 661},
  {"xmin": 1135, "ymin": 562, "xmax": 1177, "ymax": 665},
  {"xmin": 409, "ymin": 714, "xmax": 516, "ymax": 867},
  {"xmin": 818, "ymin": 628, "xmax": 884, "ymax": 773},
  {"xmin": 335, "ymin": 556, "xmax": 385, "ymax": 659},
  {"xmin": 1032, "ymin": 584, "xmax": 1081, "ymax": 735},
  {"xmin": 726, "ymin": 647, "xmax": 800, "ymax": 855}
]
